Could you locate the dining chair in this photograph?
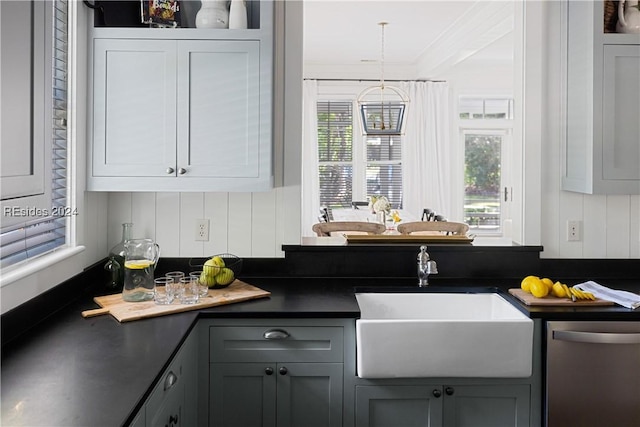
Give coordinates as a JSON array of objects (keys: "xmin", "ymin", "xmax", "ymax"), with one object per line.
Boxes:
[
  {"xmin": 351, "ymin": 201, "xmax": 369, "ymax": 210},
  {"xmin": 312, "ymin": 221, "xmax": 386, "ymax": 237},
  {"xmin": 397, "ymin": 221, "xmax": 469, "ymax": 236}
]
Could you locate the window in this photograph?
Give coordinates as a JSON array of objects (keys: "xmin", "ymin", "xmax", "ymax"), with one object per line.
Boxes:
[
  {"xmin": 0, "ymin": 0, "xmax": 69, "ymax": 268},
  {"xmin": 317, "ymin": 101, "xmax": 353, "ymax": 208},
  {"xmin": 459, "ymin": 97, "xmax": 514, "ymax": 120},
  {"xmin": 317, "ymin": 100, "xmax": 403, "ymax": 209},
  {"xmin": 459, "ymin": 97, "xmax": 513, "ymax": 236}
]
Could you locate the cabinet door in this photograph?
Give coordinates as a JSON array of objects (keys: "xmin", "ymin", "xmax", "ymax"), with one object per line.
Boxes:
[
  {"xmin": 92, "ymin": 39, "xmax": 177, "ymax": 177},
  {"xmin": 148, "ymin": 386, "xmax": 183, "ymax": 427},
  {"xmin": 602, "ymin": 44, "xmax": 640, "ymax": 181},
  {"xmin": 355, "ymin": 385, "xmax": 444, "ymax": 427},
  {"xmin": 277, "ymin": 363, "xmax": 343, "ymax": 427},
  {"xmin": 210, "ymin": 363, "xmax": 277, "ymax": 427},
  {"xmin": 442, "ymin": 384, "xmax": 530, "ymax": 427},
  {"xmin": 176, "ymin": 40, "xmax": 261, "ymax": 179}
]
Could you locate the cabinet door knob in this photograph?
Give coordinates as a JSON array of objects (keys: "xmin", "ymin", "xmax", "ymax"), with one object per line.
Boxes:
[
  {"xmin": 279, "ymin": 366, "xmax": 288, "ymax": 376},
  {"xmin": 164, "ymin": 371, "xmax": 178, "ymax": 391},
  {"xmin": 265, "ymin": 367, "xmax": 274, "ymax": 375},
  {"xmin": 432, "ymin": 389, "xmax": 442, "ymax": 398},
  {"xmin": 445, "ymin": 386, "xmax": 455, "ymax": 396},
  {"xmin": 263, "ymin": 329, "xmax": 289, "ymax": 340},
  {"xmin": 178, "ymin": 168, "xmax": 187, "ymax": 175},
  {"xmin": 166, "ymin": 167, "xmax": 175, "ymax": 174}
]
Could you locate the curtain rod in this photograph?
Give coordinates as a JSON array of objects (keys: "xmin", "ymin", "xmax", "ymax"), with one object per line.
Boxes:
[{"xmin": 303, "ymin": 78, "xmax": 446, "ymax": 83}]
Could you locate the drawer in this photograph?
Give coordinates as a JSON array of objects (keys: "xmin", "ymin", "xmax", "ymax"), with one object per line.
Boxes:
[
  {"xmin": 145, "ymin": 345, "xmax": 186, "ymax": 422},
  {"xmin": 210, "ymin": 326, "xmax": 344, "ymax": 363}
]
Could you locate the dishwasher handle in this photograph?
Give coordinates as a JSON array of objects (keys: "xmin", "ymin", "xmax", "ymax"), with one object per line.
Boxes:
[{"xmin": 553, "ymin": 330, "xmax": 640, "ymax": 344}]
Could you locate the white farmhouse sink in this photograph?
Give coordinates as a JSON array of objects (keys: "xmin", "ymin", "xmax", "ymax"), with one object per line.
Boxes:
[{"xmin": 355, "ymin": 292, "xmax": 533, "ymax": 378}]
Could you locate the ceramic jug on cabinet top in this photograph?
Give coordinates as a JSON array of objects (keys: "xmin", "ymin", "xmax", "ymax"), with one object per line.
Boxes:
[
  {"xmin": 122, "ymin": 239, "xmax": 160, "ymax": 302},
  {"xmin": 617, "ymin": 0, "xmax": 640, "ymax": 34},
  {"xmin": 195, "ymin": 0, "xmax": 229, "ymax": 29}
]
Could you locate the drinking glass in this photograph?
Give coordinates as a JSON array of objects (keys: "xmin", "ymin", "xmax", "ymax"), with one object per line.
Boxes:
[
  {"xmin": 165, "ymin": 271, "xmax": 185, "ymax": 285},
  {"xmin": 190, "ymin": 271, "xmax": 209, "ymax": 297},
  {"xmin": 153, "ymin": 277, "xmax": 176, "ymax": 305},
  {"xmin": 178, "ymin": 276, "xmax": 200, "ymax": 304}
]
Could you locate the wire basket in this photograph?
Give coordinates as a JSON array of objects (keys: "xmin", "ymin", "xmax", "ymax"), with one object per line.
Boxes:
[{"xmin": 189, "ymin": 253, "xmax": 243, "ymax": 289}]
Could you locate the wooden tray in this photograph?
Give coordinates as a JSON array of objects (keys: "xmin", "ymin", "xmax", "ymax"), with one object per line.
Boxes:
[
  {"xmin": 509, "ymin": 288, "xmax": 614, "ymax": 307},
  {"xmin": 82, "ymin": 280, "xmax": 270, "ymax": 322},
  {"xmin": 345, "ymin": 234, "xmax": 474, "ymax": 244}
]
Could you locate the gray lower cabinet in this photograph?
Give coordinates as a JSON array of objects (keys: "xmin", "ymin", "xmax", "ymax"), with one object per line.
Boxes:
[
  {"xmin": 205, "ymin": 320, "xmax": 347, "ymax": 427},
  {"xmin": 142, "ymin": 330, "xmax": 198, "ymax": 427},
  {"xmin": 355, "ymin": 384, "xmax": 530, "ymax": 427},
  {"xmin": 210, "ymin": 362, "xmax": 343, "ymax": 427}
]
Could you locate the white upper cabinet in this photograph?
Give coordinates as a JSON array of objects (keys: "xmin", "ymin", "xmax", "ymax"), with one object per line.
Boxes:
[
  {"xmin": 87, "ymin": 1, "xmax": 273, "ymax": 192},
  {"xmin": 563, "ymin": 0, "xmax": 640, "ymax": 194}
]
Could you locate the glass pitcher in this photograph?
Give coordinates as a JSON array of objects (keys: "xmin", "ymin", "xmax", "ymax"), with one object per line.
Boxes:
[{"xmin": 122, "ymin": 239, "xmax": 160, "ymax": 302}]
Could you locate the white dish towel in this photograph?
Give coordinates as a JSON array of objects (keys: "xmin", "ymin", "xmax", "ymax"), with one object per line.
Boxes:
[{"xmin": 574, "ymin": 281, "xmax": 640, "ymax": 310}]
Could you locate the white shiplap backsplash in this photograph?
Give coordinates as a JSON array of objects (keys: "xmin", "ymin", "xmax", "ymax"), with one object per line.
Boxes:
[{"xmin": 104, "ymin": 186, "xmax": 301, "ymax": 259}]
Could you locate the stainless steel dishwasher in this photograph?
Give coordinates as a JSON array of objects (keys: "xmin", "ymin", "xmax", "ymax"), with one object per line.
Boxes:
[{"xmin": 546, "ymin": 321, "xmax": 640, "ymax": 427}]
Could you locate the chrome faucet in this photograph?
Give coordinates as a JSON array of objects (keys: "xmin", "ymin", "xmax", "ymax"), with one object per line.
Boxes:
[{"xmin": 417, "ymin": 245, "xmax": 438, "ymax": 286}]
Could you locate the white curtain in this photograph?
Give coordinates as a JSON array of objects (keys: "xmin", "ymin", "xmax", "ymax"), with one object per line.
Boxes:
[
  {"xmin": 301, "ymin": 80, "xmax": 320, "ymax": 237},
  {"xmin": 400, "ymin": 81, "xmax": 452, "ymax": 219}
]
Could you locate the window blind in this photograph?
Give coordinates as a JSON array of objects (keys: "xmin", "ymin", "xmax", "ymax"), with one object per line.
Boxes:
[
  {"xmin": 0, "ymin": 0, "xmax": 68, "ymax": 268},
  {"xmin": 317, "ymin": 101, "xmax": 354, "ymax": 208},
  {"xmin": 365, "ymin": 134, "xmax": 403, "ymax": 209}
]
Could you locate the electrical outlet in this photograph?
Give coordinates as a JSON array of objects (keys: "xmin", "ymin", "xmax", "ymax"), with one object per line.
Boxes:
[
  {"xmin": 195, "ymin": 219, "xmax": 210, "ymax": 241},
  {"xmin": 567, "ymin": 220, "xmax": 581, "ymax": 241}
]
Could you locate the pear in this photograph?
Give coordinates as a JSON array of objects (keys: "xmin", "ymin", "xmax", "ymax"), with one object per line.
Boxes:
[{"xmin": 215, "ymin": 267, "xmax": 235, "ymax": 286}]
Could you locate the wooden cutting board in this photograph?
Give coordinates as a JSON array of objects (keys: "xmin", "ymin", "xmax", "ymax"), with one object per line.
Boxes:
[
  {"xmin": 509, "ymin": 288, "xmax": 614, "ymax": 306},
  {"xmin": 81, "ymin": 280, "xmax": 270, "ymax": 322}
]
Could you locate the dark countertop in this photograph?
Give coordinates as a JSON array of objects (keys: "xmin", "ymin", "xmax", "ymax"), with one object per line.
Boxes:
[{"xmin": 2, "ymin": 277, "xmax": 639, "ymax": 427}]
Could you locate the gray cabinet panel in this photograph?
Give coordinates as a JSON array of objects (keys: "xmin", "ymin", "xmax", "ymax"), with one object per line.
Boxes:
[
  {"xmin": 602, "ymin": 44, "xmax": 640, "ymax": 181},
  {"xmin": 210, "ymin": 363, "xmax": 277, "ymax": 427},
  {"xmin": 209, "ymin": 325, "xmax": 344, "ymax": 363},
  {"xmin": 177, "ymin": 40, "xmax": 261, "ymax": 179},
  {"xmin": 355, "ymin": 385, "xmax": 443, "ymax": 427},
  {"xmin": 442, "ymin": 384, "xmax": 530, "ymax": 427},
  {"xmin": 144, "ymin": 329, "xmax": 198, "ymax": 427},
  {"xmin": 92, "ymin": 39, "xmax": 177, "ymax": 178},
  {"xmin": 277, "ymin": 363, "xmax": 343, "ymax": 427}
]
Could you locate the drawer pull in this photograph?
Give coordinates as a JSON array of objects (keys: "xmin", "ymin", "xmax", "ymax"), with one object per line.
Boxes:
[
  {"xmin": 263, "ymin": 329, "xmax": 290, "ymax": 340},
  {"xmin": 164, "ymin": 371, "xmax": 178, "ymax": 391}
]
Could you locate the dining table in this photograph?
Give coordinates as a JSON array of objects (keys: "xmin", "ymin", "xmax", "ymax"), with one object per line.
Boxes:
[{"xmin": 329, "ymin": 208, "xmax": 419, "ymax": 234}]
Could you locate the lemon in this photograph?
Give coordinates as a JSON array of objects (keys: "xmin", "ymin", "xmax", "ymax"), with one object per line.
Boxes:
[
  {"xmin": 541, "ymin": 278, "xmax": 554, "ymax": 291},
  {"xmin": 530, "ymin": 278, "xmax": 549, "ymax": 298},
  {"xmin": 124, "ymin": 260, "xmax": 154, "ymax": 269},
  {"xmin": 520, "ymin": 275, "xmax": 540, "ymax": 293},
  {"xmin": 551, "ymin": 282, "xmax": 566, "ymax": 298}
]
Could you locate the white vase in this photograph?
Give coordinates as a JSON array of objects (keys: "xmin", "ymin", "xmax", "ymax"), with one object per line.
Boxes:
[
  {"xmin": 228, "ymin": 0, "xmax": 248, "ymax": 29},
  {"xmin": 616, "ymin": 0, "xmax": 640, "ymax": 34},
  {"xmin": 195, "ymin": 0, "xmax": 229, "ymax": 29}
]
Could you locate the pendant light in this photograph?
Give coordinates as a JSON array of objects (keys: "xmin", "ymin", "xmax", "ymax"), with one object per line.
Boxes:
[{"xmin": 357, "ymin": 22, "xmax": 409, "ymax": 135}]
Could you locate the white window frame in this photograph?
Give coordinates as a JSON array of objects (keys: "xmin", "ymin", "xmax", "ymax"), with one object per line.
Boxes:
[{"xmin": 1, "ymin": 0, "xmax": 84, "ymax": 308}]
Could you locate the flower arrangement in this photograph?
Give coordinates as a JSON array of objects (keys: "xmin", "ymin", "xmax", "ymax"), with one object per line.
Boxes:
[{"xmin": 369, "ymin": 196, "xmax": 391, "ymax": 214}]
